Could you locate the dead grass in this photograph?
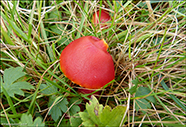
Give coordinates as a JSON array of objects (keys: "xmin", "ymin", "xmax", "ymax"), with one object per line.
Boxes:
[{"xmin": 1, "ymin": 0, "xmax": 185, "ymax": 126}]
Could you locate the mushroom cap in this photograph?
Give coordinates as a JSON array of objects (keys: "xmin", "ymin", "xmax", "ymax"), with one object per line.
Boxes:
[
  {"xmin": 60, "ymin": 36, "xmax": 115, "ymax": 89},
  {"xmin": 93, "ymin": 10, "xmax": 111, "ymax": 27}
]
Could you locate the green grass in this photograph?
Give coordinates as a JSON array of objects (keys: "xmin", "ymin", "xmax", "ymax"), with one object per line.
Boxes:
[{"xmin": 1, "ymin": 0, "xmax": 186, "ymax": 126}]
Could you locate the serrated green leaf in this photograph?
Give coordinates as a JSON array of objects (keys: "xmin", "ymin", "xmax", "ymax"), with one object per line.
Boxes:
[
  {"xmin": 79, "ymin": 95, "xmax": 127, "ymax": 127},
  {"xmin": 33, "ymin": 117, "xmax": 45, "ymax": 126},
  {"xmin": 70, "ymin": 113, "xmax": 82, "ymax": 127},
  {"xmin": 50, "ymin": 105, "xmax": 62, "ymax": 121},
  {"xmin": 136, "ymin": 87, "xmax": 156, "ymax": 104},
  {"xmin": 146, "ymin": 95, "xmax": 157, "ymax": 104},
  {"xmin": 132, "ymin": 78, "xmax": 140, "ymax": 85},
  {"xmin": 69, "ymin": 97, "xmax": 82, "ymax": 105},
  {"xmin": 69, "ymin": 97, "xmax": 81, "ymax": 116},
  {"xmin": 79, "ymin": 112, "xmax": 89, "ymax": 122},
  {"xmin": 20, "ymin": 114, "xmax": 33, "ymax": 126},
  {"xmin": 40, "ymin": 82, "xmax": 58, "ymax": 95},
  {"xmin": 135, "ymin": 98, "xmax": 151, "ymax": 113},
  {"xmin": 129, "ymin": 78, "xmax": 139, "ymax": 94},
  {"xmin": 79, "ymin": 112, "xmax": 96, "ymax": 127},
  {"xmin": 100, "ymin": 105, "xmax": 127, "ymax": 127},
  {"xmin": 19, "ymin": 113, "xmax": 45, "ymax": 127},
  {"xmin": 6, "ymin": 82, "xmax": 34, "ymax": 97},
  {"xmin": 135, "ymin": 87, "xmax": 156, "ymax": 113},
  {"xmin": 79, "ymin": 95, "xmax": 103, "ymax": 126},
  {"xmin": 135, "ymin": 87, "xmax": 150, "ymax": 96},
  {"xmin": 86, "ymin": 95, "xmax": 103, "ymax": 126},
  {"xmin": 48, "ymin": 95, "xmax": 69, "ymax": 121},
  {"xmin": 99, "ymin": 105, "xmax": 112, "ymax": 125},
  {"xmin": 129, "ymin": 84, "xmax": 138, "ymax": 95},
  {"xmin": 4, "ymin": 67, "xmax": 25, "ymax": 85},
  {"xmin": 69, "ymin": 105, "xmax": 80, "ymax": 116},
  {"xmin": 1, "ymin": 67, "xmax": 34, "ymax": 97}
]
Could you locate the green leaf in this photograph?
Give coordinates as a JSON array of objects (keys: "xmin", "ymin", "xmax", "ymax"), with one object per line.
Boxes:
[
  {"xmin": 70, "ymin": 105, "xmax": 80, "ymax": 116},
  {"xmin": 4, "ymin": 67, "xmax": 25, "ymax": 85},
  {"xmin": 99, "ymin": 105, "xmax": 112, "ymax": 125},
  {"xmin": 33, "ymin": 117, "xmax": 45, "ymax": 126},
  {"xmin": 40, "ymin": 82, "xmax": 58, "ymax": 95},
  {"xmin": 132, "ymin": 78, "xmax": 139, "ymax": 85},
  {"xmin": 1, "ymin": 67, "xmax": 34, "ymax": 97},
  {"xmin": 135, "ymin": 87, "xmax": 156, "ymax": 113},
  {"xmin": 129, "ymin": 85, "xmax": 138, "ymax": 95},
  {"xmin": 20, "ymin": 114, "xmax": 33, "ymax": 126},
  {"xmin": 79, "ymin": 95, "xmax": 127, "ymax": 127},
  {"xmin": 135, "ymin": 99, "xmax": 151, "ymax": 113},
  {"xmin": 70, "ymin": 113, "xmax": 82, "ymax": 127},
  {"xmin": 19, "ymin": 113, "xmax": 45, "ymax": 127},
  {"xmin": 129, "ymin": 78, "xmax": 139, "ymax": 94},
  {"xmin": 100, "ymin": 105, "xmax": 126, "ymax": 127},
  {"xmin": 136, "ymin": 87, "xmax": 156, "ymax": 104},
  {"xmin": 7, "ymin": 82, "xmax": 34, "ymax": 97},
  {"xmin": 48, "ymin": 95, "xmax": 69, "ymax": 121},
  {"xmin": 79, "ymin": 112, "xmax": 96, "ymax": 127},
  {"xmin": 69, "ymin": 97, "xmax": 81, "ymax": 116},
  {"xmin": 86, "ymin": 96, "xmax": 103, "ymax": 126}
]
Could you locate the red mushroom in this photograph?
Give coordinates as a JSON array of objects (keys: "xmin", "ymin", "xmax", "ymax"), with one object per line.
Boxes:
[
  {"xmin": 93, "ymin": 10, "xmax": 111, "ymax": 28},
  {"xmin": 60, "ymin": 36, "xmax": 115, "ymax": 89}
]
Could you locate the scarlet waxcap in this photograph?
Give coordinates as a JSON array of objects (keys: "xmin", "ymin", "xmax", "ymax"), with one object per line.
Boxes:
[{"xmin": 60, "ymin": 36, "xmax": 115, "ymax": 89}]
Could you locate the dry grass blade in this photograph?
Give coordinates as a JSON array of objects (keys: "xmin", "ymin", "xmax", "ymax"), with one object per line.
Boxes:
[{"xmin": 1, "ymin": 1, "xmax": 185, "ymax": 126}]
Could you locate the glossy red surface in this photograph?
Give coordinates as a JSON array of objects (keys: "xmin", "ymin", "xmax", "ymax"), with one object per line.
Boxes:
[
  {"xmin": 93, "ymin": 10, "xmax": 111, "ymax": 27},
  {"xmin": 60, "ymin": 36, "xmax": 115, "ymax": 89}
]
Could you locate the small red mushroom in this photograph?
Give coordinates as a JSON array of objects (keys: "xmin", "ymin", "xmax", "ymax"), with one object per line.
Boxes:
[
  {"xmin": 60, "ymin": 36, "xmax": 115, "ymax": 89},
  {"xmin": 93, "ymin": 10, "xmax": 111, "ymax": 28}
]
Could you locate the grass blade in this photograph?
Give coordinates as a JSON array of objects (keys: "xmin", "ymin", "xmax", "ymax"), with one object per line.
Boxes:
[{"xmin": 160, "ymin": 80, "xmax": 186, "ymax": 112}]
